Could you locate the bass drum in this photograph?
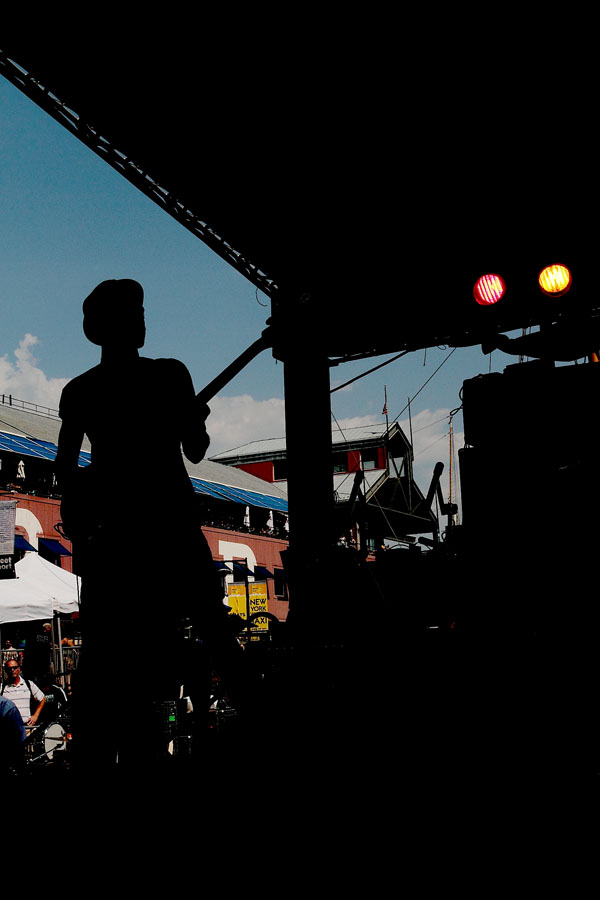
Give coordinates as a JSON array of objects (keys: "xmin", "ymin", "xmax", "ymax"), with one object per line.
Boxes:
[
  {"xmin": 27, "ymin": 722, "xmax": 67, "ymax": 764},
  {"xmin": 43, "ymin": 722, "xmax": 67, "ymax": 760}
]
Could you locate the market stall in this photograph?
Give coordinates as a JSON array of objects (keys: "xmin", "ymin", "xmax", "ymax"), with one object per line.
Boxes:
[{"xmin": 1, "ymin": 554, "xmax": 80, "ymax": 682}]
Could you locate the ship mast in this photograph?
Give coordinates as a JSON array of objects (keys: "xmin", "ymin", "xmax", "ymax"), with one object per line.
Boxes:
[{"xmin": 448, "ymin": 411, "xmax": 457, "ymax": 527}]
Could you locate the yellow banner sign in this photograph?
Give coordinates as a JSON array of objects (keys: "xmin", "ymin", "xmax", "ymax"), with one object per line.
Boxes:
[{"xmin": 227, "ymin": 582, "xmax": 269, "ymax": 630}]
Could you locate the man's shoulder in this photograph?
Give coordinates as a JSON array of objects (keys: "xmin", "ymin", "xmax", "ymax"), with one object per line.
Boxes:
[
  {"xmin": 1, "ymin": 682, "xmax": 20, "ymax": 694},
  {"xmin": 59, "ymin": 366, "xmax": 102, "ymax": 409},
  {"xmin": 3, "ymin": 678, "xmax": 35, "ymax": 691},
  {"xmin": 0, "ymin": 695, "xmax": 19, "ymax": 713},
  {"xmin": 0, "ymin": 695, "xmax": 22, "ymax": 726},
  {"xmin": 63, "ymin": 365, "xmax": 103, "ymax": 388}
]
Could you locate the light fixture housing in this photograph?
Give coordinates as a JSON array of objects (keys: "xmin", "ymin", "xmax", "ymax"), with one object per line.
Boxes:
[
  {"xmin": 473, "ymin": 273, "xmax": 506, "ymax": 306},
  {"xmin": 538, "ymin": 264, "xmax": 572, "ymax": 297}
]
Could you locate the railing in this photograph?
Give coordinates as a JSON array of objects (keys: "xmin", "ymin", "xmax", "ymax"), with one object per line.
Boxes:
[{"xmin": 0, "ymin": 393, "xmax": 60, "ymax": 418}]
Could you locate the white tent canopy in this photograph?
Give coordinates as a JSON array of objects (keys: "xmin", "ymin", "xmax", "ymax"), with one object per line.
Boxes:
[{"xmin": 0, "ymin": 553, "xmax": 80, "ymax": 625}]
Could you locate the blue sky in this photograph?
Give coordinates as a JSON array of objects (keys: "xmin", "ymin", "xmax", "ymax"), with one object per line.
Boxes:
[{"xmin": 0, "ymin": 73, "xmax": 523, "ymax": 513}]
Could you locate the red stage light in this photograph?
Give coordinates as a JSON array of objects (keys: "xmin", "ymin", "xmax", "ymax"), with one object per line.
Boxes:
[{"xmin": 473, "ymin": 274, "xmax": 506, "ymax": 306}]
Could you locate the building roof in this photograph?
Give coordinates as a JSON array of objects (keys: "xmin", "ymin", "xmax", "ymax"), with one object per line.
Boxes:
[
  {"xmin": 210, "ymin": 418, "xmax": 438, "ymax": 536},
  {"xmin": 211, "ymin": 421, "xmax": 408, "ymax": 465},
  {"xmin": 0, "ymin": 397, "xmax": 288, "ymax": 512},
  {"xmin": 186, "ymin": 459, "xmax": 287, "ymax": 511},
  {"xmin": 0, "ymin": 400, "xmax": 71, "ymax": 447}
]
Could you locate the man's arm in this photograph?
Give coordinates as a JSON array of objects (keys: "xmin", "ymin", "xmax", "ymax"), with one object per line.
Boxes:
[
  {"xmin": 27, "ymin": 694, "xmax": 46, "ymax": 728},
  {"xmin": 173, "ymin": 361, "xmax": 212, "ymax": 464},
  {"xmin": 182, "ymin": 397, "xmax": 211, "ymax": 463},
  {"xmin": 55, "ymin": 419, "xmax": 85, "ymax": 493}
]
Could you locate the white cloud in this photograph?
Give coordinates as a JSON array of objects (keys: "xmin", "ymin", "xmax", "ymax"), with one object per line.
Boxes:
[
  {"xmin": 334, "ymin": 414, "xmax": 382, "ymax": 430},
  {"xmin": 205, "ymin": 399, "xmax": 463, "ymax": 511},
  {"xmin": 323, "ymin": 407, "xmax": 464, "ymax": 514},
  {"xmin": 207, "ymin": 394, "xmax": 286, "ymax": 456},
  {"xmin": 0, "ymin": 340, "xmax": 465, "ymax": 519},
  {"xmin": 397, "ymin": 408, "xmax": 464, "ymax": 512},
  {"xmin": 0, "ymin": 335, "xmax": 69, "ymax": 410}
]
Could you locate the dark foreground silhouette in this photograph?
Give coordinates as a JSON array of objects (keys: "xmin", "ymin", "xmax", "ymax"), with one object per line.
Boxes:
[{"xmin": 55, "ymin": 279, "xmax": 239, "ymax": 770}]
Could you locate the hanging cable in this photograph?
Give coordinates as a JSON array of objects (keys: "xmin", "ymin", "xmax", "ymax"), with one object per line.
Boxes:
[
  {"xmin": 330, "ymin": 351, "xmax": 410, "ymax": 393},
  {"xmin": 389, "ymin": 348, "xmax": 457, "ymax": 425},
  {"xmin": 412, "ymin": 430, "xmax": 449, "ymax": 459},
  {"xmin": 412, "ymin": 414, "xmax": 451, "ymax": 435},
  {"xmin": 330, "ymin": 411, "xmax": 357, "ymax": 496}
]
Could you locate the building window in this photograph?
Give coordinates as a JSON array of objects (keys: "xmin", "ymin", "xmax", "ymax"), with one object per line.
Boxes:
[
  {"xmin": 273, "ymin": 459, "xmax": 287, "ymax": 481},
  {"xmin": 332, "ymin": 452, "xmax": 348, "ymax": 473},
  {"xmin": 273, "ymin": 568, "xmax": 287, "ymax": 599},
  {"xmin": 361, "ymin": 448, "xmax": 379, "ymax": 470},
  {"xmin": 391, "ymin": 456, "xmax": 405, "ymax": 476}
]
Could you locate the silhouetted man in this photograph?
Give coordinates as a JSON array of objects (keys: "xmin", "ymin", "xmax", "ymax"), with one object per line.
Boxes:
[{"xmin": 55, "ymin": 279, "xmax": 232, "ymax": 769}]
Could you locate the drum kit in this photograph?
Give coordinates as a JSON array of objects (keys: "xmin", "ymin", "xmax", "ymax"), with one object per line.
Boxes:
[{"xmin": 24, "ymin": 720, "xmax": 70, "ymax": 767}]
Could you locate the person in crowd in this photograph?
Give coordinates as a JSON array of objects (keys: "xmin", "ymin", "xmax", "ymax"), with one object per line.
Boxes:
[
  {"xmin": 61, "ymin": 636, "xmax": 77, "ymax": 690},
  {"xmin": 2, "ymin": 639, "xmax": 19, "ymax": 660},
  {"xmin": 2, "ymin": 639, "xmax": 22, "ymax": 669},
  {"xmin": 1, "ymin": 659, "xmax": 46, "ymax": 728},
  {"xmin": 0, "ymin": 694, "xmax": 26, "ymax": 771},
  {"xmin": 37, "ymin": 672, "xmax": 69, "ymax": 725},
  {"xmin": 25, "ymin": 622, "xmax": 54, "ymax": 680}
]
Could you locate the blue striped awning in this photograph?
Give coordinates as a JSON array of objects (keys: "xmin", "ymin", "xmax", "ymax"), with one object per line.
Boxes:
[
  {"xmin": 189, "ymin": 477, "xmax": 288, "ymax": 512},
  {"xmin": 0, "ymin": 430, "xmax": 288, "ymax": 514},
  {"xmin": 0, "ymin": 431, "xmax": 91, "ymax": 467},
  {"xmin": 0, "ymin": 432, "xmax": 59, "ymax": 461}
]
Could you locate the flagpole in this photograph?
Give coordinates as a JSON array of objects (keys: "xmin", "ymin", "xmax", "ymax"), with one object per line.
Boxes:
[
  {"xmin": 383, "ymin": 386, "xmax": 389, "ymax": 475},
  {"xmin": 407, "ymin": 395, "xmax": 414, "ymax": 509}
]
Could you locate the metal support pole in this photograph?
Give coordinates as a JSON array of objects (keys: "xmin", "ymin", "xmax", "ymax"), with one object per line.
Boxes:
[
  {"xmin": 283, "ymin": 344, "xmax": 334, "ymax": 625},
  {"xmin": 243, "ymin": 558, "xmax": 251, "ymax": 639},
  {"xmin": 55, "ymin": 614, "xmax": 65, "ymax": 689}
]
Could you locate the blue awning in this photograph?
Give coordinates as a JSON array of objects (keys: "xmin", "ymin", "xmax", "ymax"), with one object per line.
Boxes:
[
  {"xmin": 214, "ymin": 561, "xmax": 232, "ymax": 573},
  {"xmin": 254, "ymin": 565, "xmax": 274, "ymax": 579},
  {"xmin": 0, "ymin": 429, "xmax": 90, "ymax": 466},
  {"xmin": 14, "ymin": 534, "xmax": 36, "ymax": 551},
  {"xmin": 0, "ymin": 430, "xmax": 287, "ymax": 514},
  {"xmin": 189, "ymin": 476, "xmax": 288, "ymax": 512},
  {"xmin": 38, "ymin": 538, "xmax": 72, "ymax": 556},
  {"xmin": 0, "ymin": 432, "xmax": 58, "ymax": 461}
]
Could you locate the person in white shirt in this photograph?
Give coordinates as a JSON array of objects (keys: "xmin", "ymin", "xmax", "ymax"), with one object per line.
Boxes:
[{"xmin": 1, "ymin": 660, "xmax": 46, "ymax": 727}]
